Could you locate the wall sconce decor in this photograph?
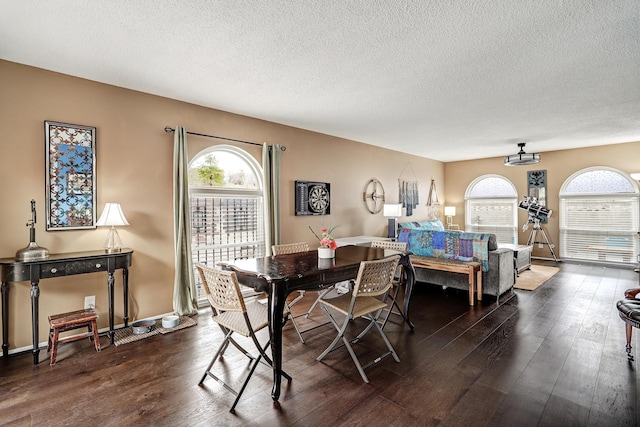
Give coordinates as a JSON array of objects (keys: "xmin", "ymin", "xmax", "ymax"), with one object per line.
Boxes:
[
  {"xmin": 45, "ymin": 121, "xmax": 97, "ymax": 230},
  {"xmin": 363, "ymin": 178, "xmax": 385, "ymax": 214},
  {"xmin": 426, "ymin": 179, "xmax": 440, "ymax": 220},
  {"xmin": 96, "ymin": 203, "xmax": 129, "ymax": 252}
]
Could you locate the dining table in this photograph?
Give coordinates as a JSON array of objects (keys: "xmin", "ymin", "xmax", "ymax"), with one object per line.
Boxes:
[{"xmin": 219, "ymin": 244, "xmax": 415, "ymax": 402}]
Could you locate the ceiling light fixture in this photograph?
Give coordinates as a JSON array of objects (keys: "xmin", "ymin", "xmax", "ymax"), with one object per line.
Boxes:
[{"xmin": 504, "ymin": 143, "xmax": 540, "ymax": 166}]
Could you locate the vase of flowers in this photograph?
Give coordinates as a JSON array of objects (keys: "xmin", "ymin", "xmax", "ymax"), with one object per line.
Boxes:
[{"xmin": 309, "ymin": 225, "xmax": 338, "ymax": 258}]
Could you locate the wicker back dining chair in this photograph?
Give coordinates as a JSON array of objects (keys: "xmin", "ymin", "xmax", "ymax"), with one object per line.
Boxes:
[
  {"xmin": 371, "ymin": 240, "xmax": 408, "ymax": 328},
  {"xmin": 272, "ymin": 242, "xmax": 333, "ymax": 343},
  {"xmin": 316, "ymin": 255, "xmax": 401, "ymax": 383},
  {"xmin": 195, "ymin": 264, "xmax": 291, "ymax": 413},
  {"xmin": 272, "ymin": 242, "xmax": 310, "ymax": 255}
]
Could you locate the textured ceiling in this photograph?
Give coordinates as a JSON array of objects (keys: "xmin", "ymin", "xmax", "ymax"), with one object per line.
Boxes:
[{"xmin": 1, "ymin": 1, "xmax": 639, "ymax": 162}]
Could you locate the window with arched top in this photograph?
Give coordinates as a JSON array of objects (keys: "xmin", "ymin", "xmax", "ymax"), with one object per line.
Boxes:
[
  {"xmin": 189, "ymin": 145, "xmax": 265, "ymax": 301},
  {"xmin": 465, "ymin": 175, "xmax": 518, "ymax": 244},
  {"xmin": 560, "ymin": 166, "xmax": 639, "ymax": 265}
]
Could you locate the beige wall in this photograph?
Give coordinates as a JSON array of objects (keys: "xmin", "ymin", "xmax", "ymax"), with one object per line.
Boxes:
[
  {"xmin": 444, "ymin": 142, "xmax": 640, "ymax": 258},
  {"xmin": 0, "ymin": 60, "xmax": 442, "ymax": 351}
]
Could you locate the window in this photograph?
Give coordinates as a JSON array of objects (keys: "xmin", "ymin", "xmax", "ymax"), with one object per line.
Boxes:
[
  {"xmin": 465, "ymin": 175, "xmax": 518, "ymax": 244},
  {"xmin": 560, "ymin": 167, "xmax": 639, "ymax": 265},
  {"xmin": 189, "ymin": 145, "xmax": 265, "ymax": 302}
]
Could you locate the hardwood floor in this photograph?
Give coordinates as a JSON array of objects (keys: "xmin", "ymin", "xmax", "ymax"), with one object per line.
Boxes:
[{"xmin": 1, "ymin": 260, "xmax": 639, "ymax": 426}]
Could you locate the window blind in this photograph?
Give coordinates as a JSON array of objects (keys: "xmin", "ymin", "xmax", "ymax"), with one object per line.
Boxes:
[
  {"xmin": 466, "ymin": 198, "xmax": 517, "ymax": 244},
  {"xmin": 560, "ymin": 195, "xmax": 638, "ymax": 264},
  {"xmin": 190, "ymin": 192, "xmax": 265, "ymax": 301}
]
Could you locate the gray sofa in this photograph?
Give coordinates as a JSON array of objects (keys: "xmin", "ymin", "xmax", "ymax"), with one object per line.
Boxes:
[
  {"xmin": 397, "ymin": 225, "xmax": 515, "ymax": 300},
  {"xmin": 412, "ymin": 246, "xmax": 515, "ymax": 299}
]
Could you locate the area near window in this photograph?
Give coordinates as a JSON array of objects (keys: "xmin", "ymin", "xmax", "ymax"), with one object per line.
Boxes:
[{"xmin": 188, "ymin": 146, "xmax": 265, "ymax": 303}]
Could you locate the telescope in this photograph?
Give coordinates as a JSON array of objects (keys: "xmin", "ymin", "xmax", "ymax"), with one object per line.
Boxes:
[
  {"xmin": 519, "ymin": 196, "xmax": 558, "ymax": 262},
  {"xmin": 518, "ymin": 197, "xmax": 551, "ymax": 221}
]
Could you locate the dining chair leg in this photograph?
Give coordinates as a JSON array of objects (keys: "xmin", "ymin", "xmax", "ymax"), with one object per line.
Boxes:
[
  {"xmin": 372, "ymin": 318, "xmax": 400, "ymax": 363},
  {"xmin": 316, "ymin": 307, "xmax": 350, "ymax": 361},
  {"xmin": 251, "ymin": 334, "xmax": 293, "ymax": 381},
  {"xmin": 199, "ymin": 330, "xmax": 233, "ymax": 385},
  {"xmin": 343, "ymin": 334, "xmax": 370, "ymax": 383},
  {"xmin": 230, "ymin": 352, "xmax": 263, "ymax": 413},
  {"xmin": 380, "ymin": 284, "xmax": 405, "ymax": 329},
  {"xmin": 316, "ymin": 306, "xmax": 374, "ymax": 383}
]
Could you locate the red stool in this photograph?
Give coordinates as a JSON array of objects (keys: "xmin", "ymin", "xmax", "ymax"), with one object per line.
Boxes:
[{"xmin": 47, "ymin": 308, "xmax": 101, "ymax": 365}]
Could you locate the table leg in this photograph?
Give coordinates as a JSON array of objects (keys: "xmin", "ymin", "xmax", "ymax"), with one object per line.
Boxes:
[
  {"xmin": 123, "ymin": 267, "xmax": 129, "ymax": 327},
  {"xmin": 268, "ymin": 282, "xmax": 286, "ymax": 401},
  {"xmin": 468, "ymin": 267, "xmax": 475, "ymax": 306},
  {"xmin": 30, "ymin": 280, "xmax": 40, "ymax": 364},
  {"xmin": 2, "ymin": 281, "xmax": 8, "ymax": 357},
  {"xmin": 108, "ymin": 271, "xmax": 115, "ymax": 345},
  {"xmin": 400, "ymin": 255, "xmax": 416, "ymax": 330}
]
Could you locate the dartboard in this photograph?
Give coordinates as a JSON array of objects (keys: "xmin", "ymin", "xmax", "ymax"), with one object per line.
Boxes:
[
  {"xmin": 295, "ymin": 181, "xmax": 331, "ymax": 216},
  {"xmin": 308, "ymin": 185, "xmax": 329, "ymax": 213}
]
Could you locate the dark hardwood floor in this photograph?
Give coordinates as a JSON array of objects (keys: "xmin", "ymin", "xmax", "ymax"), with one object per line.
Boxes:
[{"xmin": 1, "ymin": 260, "xmax": 639, "ymax": 426}]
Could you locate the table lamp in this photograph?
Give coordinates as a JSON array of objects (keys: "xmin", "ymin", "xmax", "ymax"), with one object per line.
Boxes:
[
  {"xmin": 383, "ymin": 203, "xmax": 403, "ymax": 240},
  {"xmin": 96, "ymin": 203, "xmax": 129, "ymax": 253},
  {"xmin": 444, "ymin": 206, "xmax": 456, "ymax": 229}
]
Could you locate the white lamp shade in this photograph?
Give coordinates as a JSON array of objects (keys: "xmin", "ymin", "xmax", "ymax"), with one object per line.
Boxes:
[
  {"xmin": 444, "ymin": 206, "xmax": 456, "ymax": 217},
  {"xmin": 383, "ymin": 203, "xmax": 403, "ymax": 217},
  {"xmin": 631, "ymin": 173, "xmax": 640, "ymax": 181},
  {"xmin": 96, "ymin": 203, "xmax": 129, "ymax": 227}
]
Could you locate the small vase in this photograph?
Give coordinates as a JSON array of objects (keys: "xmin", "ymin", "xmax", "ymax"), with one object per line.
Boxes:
[{"xmin": 317, "ymin": 247, "xmax": 335, "ymax": 259}]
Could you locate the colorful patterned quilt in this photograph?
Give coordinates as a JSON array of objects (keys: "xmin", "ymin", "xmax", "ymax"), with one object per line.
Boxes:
[{"xmin": 398, "ymin": 229, "xmax": 492, "ymax": 271}]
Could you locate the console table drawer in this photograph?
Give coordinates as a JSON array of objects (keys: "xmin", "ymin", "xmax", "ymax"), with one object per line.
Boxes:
[
  {"xmin": 40, "ymin": 263, "xmax": 68, "ymax": 278},
  {"xmin": 73, "ymin": 259, "xmax": 109, "ymax": 274},
  {"xmin": 40, "ymin": 259, "xmax": 109, "ymax": 277}
]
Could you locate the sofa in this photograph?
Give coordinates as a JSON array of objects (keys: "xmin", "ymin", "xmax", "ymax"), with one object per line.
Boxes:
[{"xmin": 397, "ymin": 219, "xmax": 515, "ymax": 301}]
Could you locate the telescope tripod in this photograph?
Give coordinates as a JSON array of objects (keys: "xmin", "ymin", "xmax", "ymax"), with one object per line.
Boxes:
[{"xmin": 525, "ymin": 218, "xmax": 558, "ymax": 263}]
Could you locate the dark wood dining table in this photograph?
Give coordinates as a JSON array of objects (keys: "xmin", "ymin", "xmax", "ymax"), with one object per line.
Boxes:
[{"xmin": 219, "ymin": 244, "xmax": 415, "ymax": 402}]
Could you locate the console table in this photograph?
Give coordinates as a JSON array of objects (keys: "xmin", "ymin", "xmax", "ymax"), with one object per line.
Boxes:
[{"xmin": 0, "ymin": 248, "xmax": 133, "ymax": 364}]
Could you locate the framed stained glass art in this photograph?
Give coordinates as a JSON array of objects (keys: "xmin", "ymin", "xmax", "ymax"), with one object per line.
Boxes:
[{"xmin": 45, "ymin": 121, "xmax": 97, "ymax": 230}]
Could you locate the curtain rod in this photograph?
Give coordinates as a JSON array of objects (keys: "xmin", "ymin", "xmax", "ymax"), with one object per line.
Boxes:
[{"xmin": 164, "ymin": 126, "xmax": 286, "ymax": 151}]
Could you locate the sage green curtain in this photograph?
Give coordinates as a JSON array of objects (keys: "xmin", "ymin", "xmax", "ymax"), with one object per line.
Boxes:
[
  {"xmin": 172, "ymin": 126, "xmax": 198, "ymax": 315},
  {"xmin": 263, "ymin": 143, "xmax": 281, "ymax": 256}
]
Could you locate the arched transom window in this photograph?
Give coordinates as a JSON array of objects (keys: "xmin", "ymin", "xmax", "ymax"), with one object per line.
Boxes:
[
  {"xmin": 560, "ymin": 167, "xmax": 639, "ymax": 265},
  {"xmin": 189, "ymin": 145, "xmax": 265, "ymax": 301},
  {"xmin": 465, "ymin": 175, "xmax": 518, "ymax": 244}
]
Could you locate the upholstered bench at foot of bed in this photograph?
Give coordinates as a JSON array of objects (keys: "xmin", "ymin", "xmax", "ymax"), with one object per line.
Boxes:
[{"xmin": 410, "ymin": 255, "xmax": 482, "ymax": 306}]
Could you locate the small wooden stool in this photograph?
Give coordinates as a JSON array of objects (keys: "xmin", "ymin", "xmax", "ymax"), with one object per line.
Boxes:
[{"xmin": 47, "ymin": 308, "xmax": 101, "ymax": 365}]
